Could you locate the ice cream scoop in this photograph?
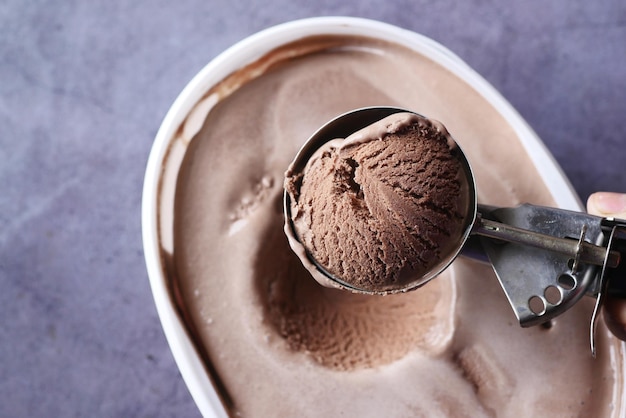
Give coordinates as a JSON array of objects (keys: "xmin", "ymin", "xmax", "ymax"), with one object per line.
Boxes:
[
  {"xmin": 284, "ymin": 110, "xmax": 475, "ymax": 293},
  {"xmin": 284, "ymin": 106, "xmax": 626, "ymax": 353}
]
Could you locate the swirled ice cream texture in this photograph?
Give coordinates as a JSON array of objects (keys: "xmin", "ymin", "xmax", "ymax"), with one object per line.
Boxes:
[{"xmin": 286, "ymin": 112, "xmax": 471, "ymax": 292}]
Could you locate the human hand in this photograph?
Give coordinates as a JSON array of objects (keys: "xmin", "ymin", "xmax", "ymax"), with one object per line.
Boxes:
[{"xmin": 587, "ymin": 192, "xmax": 626, "ymax": 340}]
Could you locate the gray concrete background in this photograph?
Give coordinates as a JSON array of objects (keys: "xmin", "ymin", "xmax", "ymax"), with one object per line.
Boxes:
[{"xmin": 1, "ymin": 1, "xmax": 624, "ymax": 416}]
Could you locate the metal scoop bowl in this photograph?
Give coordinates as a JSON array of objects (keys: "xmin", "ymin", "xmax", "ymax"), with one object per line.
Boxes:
[{"xmin": 284, "ymin": 106, "xmax": 477, "ymax": 294}]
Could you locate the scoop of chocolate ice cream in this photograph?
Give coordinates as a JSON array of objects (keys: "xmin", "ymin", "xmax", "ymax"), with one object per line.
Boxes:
[{"xmin": 285, "ymin": 112, "xmax": 472, "ymax": 293}]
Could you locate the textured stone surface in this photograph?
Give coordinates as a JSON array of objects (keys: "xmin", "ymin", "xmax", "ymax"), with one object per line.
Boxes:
[{"xmin": 0, "ymin": 1, "xmax": 624, "ymax": 416}]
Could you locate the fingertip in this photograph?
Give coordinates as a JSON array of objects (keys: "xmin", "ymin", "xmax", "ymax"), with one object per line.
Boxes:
[
  {"xmin": 587, "ymin": 192, "xmax": 626, "ymax": 218},
  {"xmin": 587, "ymin": 192, "xmax": 602, "ymax": 215}
]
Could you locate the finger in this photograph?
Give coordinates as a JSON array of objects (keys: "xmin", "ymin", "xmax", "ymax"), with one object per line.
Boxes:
[
  {"xmin": 587, "ymin": 192, "xmax": 626, "ymax": 219},
  {"xmin": 587, "ymin": 193, "xmax": 626, "ymax": 339},
  {"xmin": 603, "ymin": 296, "xmax": 626, "ymax": 341}
]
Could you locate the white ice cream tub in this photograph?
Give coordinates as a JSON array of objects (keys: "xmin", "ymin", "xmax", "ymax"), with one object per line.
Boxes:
[{"xmin": 142, "ymin": 17, "xmax": 624, "ymax": 417}]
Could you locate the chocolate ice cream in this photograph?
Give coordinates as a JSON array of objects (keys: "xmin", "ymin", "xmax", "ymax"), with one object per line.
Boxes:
[
  {"xmin": 167, "ymin": 32, "xmax": 621, "ymax": 417},
  {"xmin": 285, "ymin": 112, "xmax": 472, "ymax": 293}
]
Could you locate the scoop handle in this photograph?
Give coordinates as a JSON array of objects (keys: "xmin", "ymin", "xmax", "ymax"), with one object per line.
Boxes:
[
  {"xmin": 459, "ymin": 203, "xmax": 626, "ymax": 354},
  {"xmin": 473, "ymin": 216, "xmax": 620, "ymax": 269}
]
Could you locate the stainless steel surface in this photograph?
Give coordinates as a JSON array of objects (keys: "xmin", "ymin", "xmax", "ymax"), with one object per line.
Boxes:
[
  {"xmin": 476, "ymin": 204, "xmax": 609, "ymax": 325},
  {"xmin": 474, "ymin": 204, "xmax": 626, "ymax": 354}
]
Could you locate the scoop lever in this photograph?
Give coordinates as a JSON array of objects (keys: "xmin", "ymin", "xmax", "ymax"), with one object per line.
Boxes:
[{"xmin": 469, "ymin": 204, "xmax": 626, "ymax": 355}]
